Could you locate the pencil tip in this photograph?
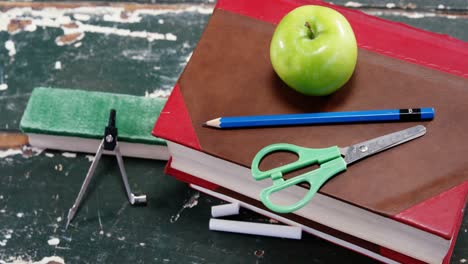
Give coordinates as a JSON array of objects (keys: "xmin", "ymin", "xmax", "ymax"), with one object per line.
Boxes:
[{"xmin": 204, "ymin": 118, "xmax": 221, "ymax": 128}]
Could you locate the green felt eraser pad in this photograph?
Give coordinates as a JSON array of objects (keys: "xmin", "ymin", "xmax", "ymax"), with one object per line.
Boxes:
[{"xmin": 20, "ymin": 87, "xmax": 169, "ymax": 160}]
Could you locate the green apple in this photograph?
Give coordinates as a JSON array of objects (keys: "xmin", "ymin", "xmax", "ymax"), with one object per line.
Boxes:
[{"xmin": 270, "ymin": 5, "xmax": 358, "ymax": 96}]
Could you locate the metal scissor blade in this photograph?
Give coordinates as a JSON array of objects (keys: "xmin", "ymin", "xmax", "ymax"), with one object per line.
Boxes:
[{"xmin": 341, "ymin": 125, "xmax": 426, "ymax": 165}]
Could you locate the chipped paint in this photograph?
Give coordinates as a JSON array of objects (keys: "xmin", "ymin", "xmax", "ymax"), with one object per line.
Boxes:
[
  {"xmin": 54, "ymin": 164, "xmax": 63, "ymax": 171},
  {"xmin": 184, "ymin": 192, "xmax": 199, "ymax": 209},
  {"xmin": 145, "ymin": 89, "xmax": 171, "ymax": 98},
  {"xmin": 170, "ymin": 192, "xmax": 200, "ymax": 223},
  {"xmin": 54, "ymin": 61, "xmax": 62, "ymax": 70},
  {"xmin": 341, "ymin": 3, "xmax": 466, "ymax": 19},
  {"xmin": 0, "ymin": 4, "xmax": 214, "ymax": 46},
  {"xmin": 7, "ymin": 19, "xmax": 32, "ymax": 34},
  {"xmin": 78, "ymin": 23, "xmax": 174, "ymax": 42},
  {"xmin": 254, "ymin": 250, "xmax": 265, "ymax": 258},
  {"xmin": 184, "ymin": 52, "xmax": 193, "ymax": 64},
  {"xmin": 170, "ymin": 213, "xmax": 180, "ymax": 223},
  {"xmin": 344, "ymin": 2, "xmax": 363, "ymax": 8},
  {"xmin": 4, "ymin": 40, "xmax": 15, "ymax": 57},
  {"xmin": 165, "ymin": 33, "xmax": 177, "ymax": 41},
  {"xmin": 19, "ymin": 146, "xmax": 44, "ymax": 158},
  {"xmin": 85, "ymin": 155, "xmax": 95, "ymax": 162},
  {"xmin": 103, "ymin": 11, "xmax": 141, "ymax": 23},
  {"xmin": 61, "ymin": 152, "xmax": 77, "ymax": 158},
  {"xmin": 55, "ymin": 32, "xmax": 84, "ymax": 46},
  {"xmin": 47, "ymin": 237, "xmax": 60, "ymax": 246},
  {"xmin": 0, "ymin": 149, "xmax": 22, "ymax": 158},
  {"xmin": 365, "ymin": 10, "xmax": 437, "ymax": 19},
  {"xmin": 134, "ymin": 6, "xmax": 213, "ymax": 16},
  {"xmin": 73, "ymin": 13, "xmax": 91, "ymax": 21}
]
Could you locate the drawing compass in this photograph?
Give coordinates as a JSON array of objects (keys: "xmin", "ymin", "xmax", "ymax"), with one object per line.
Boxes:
[{"xmin": 65, "ymin": 109, "xmax": 147, "ymax": 229}]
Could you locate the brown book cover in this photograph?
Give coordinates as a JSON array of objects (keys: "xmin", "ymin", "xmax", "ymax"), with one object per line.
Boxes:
[{"xmin": 175, "ymin": 8, "xmax": 467, "ymax": 215}]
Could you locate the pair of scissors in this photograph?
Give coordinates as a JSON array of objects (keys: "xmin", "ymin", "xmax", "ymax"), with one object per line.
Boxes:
[{"xmin": 251, "ymin": 125, "xmax": 426, "ymax": 213}]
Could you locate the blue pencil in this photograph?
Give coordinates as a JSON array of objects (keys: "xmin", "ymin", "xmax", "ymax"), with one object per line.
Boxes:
[{"xmin": 204, "ymin": 108, "xmax": 435, "ymax": 129}]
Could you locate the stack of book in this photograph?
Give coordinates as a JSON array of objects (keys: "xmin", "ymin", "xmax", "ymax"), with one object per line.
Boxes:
[{"xmin": 152, "ymin": 0, "xmax": 468, "ymax": 263}]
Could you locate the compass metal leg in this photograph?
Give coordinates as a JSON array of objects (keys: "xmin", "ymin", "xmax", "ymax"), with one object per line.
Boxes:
[
  {"xmin": 65, "ymin": 140, "xmax": 105, "ymax": 229},
  {"xmin": 114, "ymin": 144, "xmax": 147, "ymax": 205}
]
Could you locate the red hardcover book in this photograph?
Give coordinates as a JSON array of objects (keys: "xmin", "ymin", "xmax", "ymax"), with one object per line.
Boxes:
[{"xmin": 153, "ymin": 0, "xmax": 468, "ymax": 263}]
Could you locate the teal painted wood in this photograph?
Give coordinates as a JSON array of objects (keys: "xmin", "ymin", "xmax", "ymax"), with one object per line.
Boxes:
[
  {"xmin": 0, "ymin": 3, "xmax": 210, "ymax": 130},
  {"xmin": 0, "ymin": 1, "xmax": 466, "ymax": 263}
]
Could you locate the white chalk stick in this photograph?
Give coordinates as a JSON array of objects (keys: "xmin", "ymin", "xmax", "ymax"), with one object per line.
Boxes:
[
  {"xmin": 209, "ymin": 218, "xmax": 302, "ymax": 240},
  {"xmin": 211, "ymin": 203, "xmax": 240, "ymax": 217}
]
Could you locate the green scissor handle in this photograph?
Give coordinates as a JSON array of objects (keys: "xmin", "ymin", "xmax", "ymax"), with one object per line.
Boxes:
[{"xmin": 251, "ymin": 143, "xmax": 347, "ymax": 213}]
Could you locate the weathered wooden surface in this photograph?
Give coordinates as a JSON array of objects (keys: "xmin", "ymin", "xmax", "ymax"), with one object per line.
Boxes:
[{"xmin": 0, "ymin": 1, "xmax": 466, "ymax": 263}]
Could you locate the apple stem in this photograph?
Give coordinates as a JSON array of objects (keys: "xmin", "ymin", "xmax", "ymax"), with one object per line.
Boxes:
[{"xmin": 304, "ymin": 22, "xmax": 315, "ymax": 39}]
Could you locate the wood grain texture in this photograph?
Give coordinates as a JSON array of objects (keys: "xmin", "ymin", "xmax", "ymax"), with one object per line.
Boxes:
[{"xmin": 0, "ymin": 133, "xmax": 28, "ymax": 149}]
